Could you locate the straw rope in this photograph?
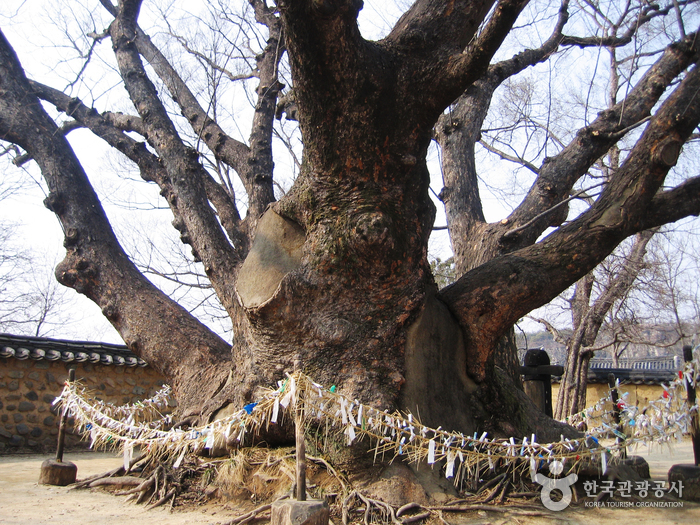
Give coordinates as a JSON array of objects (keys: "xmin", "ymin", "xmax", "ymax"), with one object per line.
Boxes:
[{"xmin": 55, "ymin": 346, "xmax": 699, "ymax": 478}]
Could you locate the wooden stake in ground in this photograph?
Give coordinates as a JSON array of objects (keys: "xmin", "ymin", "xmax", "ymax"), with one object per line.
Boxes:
[
  {"xmin": 296, "ymin": 407, "xmax": 306, "ymax": 501},
  {"xmin": 39, "ymin": 368, "xmax": 78, "ymax": 486},
  {"xmin": 271, "ymin": 395, "xmax": 329, "ymax": 525}
]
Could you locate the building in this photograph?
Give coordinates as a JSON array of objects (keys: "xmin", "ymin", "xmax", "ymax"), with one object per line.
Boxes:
[
  {"xmin": 551, "ymin": 355, "xmax": 684, "ymax": 410},
  {"xmin": 0, "ymin": 333, "xmax": 169, "ymax": 453}
]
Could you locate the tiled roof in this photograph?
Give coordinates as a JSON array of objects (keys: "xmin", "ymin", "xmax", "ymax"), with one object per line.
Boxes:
[
  {"xmin": 0, "ymin": 333, "xmax": 148, "ymax": 367},
  {"xmin": 519, "ymin": 349, "xmax": 685, "ymax": 385},
  {"xmin": 589, "ymin": 355, "xmax": 683, "ymax": 371},
  {"xmin": 585, "ymin": 367, "xmax": 680, "ymax": 385},
  {"xmin": 584, "ymin": 356, "xmax": 682, "ymax": 384}
]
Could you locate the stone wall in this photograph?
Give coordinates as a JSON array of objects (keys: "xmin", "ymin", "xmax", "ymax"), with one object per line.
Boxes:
[
  {"xmin": 550, "ymin": 381, "xmax": 696, "ymax": 413},
  {"xmin": 0, "ymin": 357, "xmax": 169, "ymax": 453}
]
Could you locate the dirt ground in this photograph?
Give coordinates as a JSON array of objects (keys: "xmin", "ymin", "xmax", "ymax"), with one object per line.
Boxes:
[{"xmin": 0, "ymin": 440, "xmax": 699, "ymax": 525}]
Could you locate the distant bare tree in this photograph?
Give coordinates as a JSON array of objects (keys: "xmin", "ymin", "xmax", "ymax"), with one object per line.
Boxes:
[
  {"xmin": 0, "ymin": 216, "xmax": 76, "ymax": 337},
  {"xmin": 531, "ymin": 230, "xmax": 655, "ymax": 418}
]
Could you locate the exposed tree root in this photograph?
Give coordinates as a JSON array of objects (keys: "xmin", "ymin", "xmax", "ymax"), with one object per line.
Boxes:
[
  {"xmin": 69, "ymin": 465, "xmax": 125, "ymax": 489},
  {"xmin": 396, "ymin": 502, "xmax": 421, "ymax": 517},
  {"xmin": 148, "ymin": 487, "xmax": 177, "ymax": 509},
  {"xmin": 88, "ymin": 476, "xmax": 143, "ymax": 488},
  {"xmin": 115, "ymin": 476, "xmax": 155, "ymax": 497},
  {"xmin": 220, "ymin": 499, "xmax": 285, "ymax": 525},
  {"xmin": 71, "ymin": 447, "xmax": 550, "ymax": 524},
  {"xmin": 343, "ymin": 490, "xmax": 402, "ymax": 525}
]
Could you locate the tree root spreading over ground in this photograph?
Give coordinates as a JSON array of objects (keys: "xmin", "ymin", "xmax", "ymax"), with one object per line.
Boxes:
[{"xmin": 68, "ymin": 447, "xmax": 564, "ymax": 524}]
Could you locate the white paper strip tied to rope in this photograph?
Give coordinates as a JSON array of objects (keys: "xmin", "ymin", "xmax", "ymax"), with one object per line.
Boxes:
[
  {"xmin": 54, "ymin": 353, "xmax": 700, "ymax": 481},
  {"xmin": 53, "ymin": 381, "xmax": 172, "ymax": 428},
  {"xmin": 564, "ymin": 349, "xmax": 700, "ymax": 447}
]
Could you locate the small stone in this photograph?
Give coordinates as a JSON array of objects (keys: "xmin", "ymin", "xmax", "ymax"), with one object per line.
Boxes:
[
  {"xmin": 28, "ymin": 372, "xmax": 40, "ymax": 380},
  {"xmin": 33, "ymin": 361, "xmax": 49, "ymax": 369},
  {"xmin": 13, "ymin": 413, "xmax": 24, "ymax": 423},
  {"xmin": 8, "ymin": 371, "xmax": 24, "ymax": 379},
  {"xmin": 8, "ymin": 380, "xmax": 19, "ymax": 391},
  {"xmin": 30, "ymin": 427, "xmax": 42, "ymax": 438},
  {"xmin": 16, "ymin": 423, "xmax": 30, "ymax": 435},
  {"xmin": 6, "ymin": 394, "xmax": 21, "ymax": 401},
  {"xmin": 25, "ymin": 391, "xmax": 38, "ymax": 401},
  {"xmin": 24, "ymin": 380, "xmax": 34, "ymax": 389},
  {"xmin": 18, "ymin": 401, "xmax": 36, "ymax": 412},
  {"xmin": 43, "ymin": 416, "xmax": 56, "ymax": 427},
  {"xmin": 43, "ymin": 393, "xmax": 57, "ymax": 403},
  {"xmin": 9, "ymin": 435, "xmax": 23, "ymax": 447},
  {"xmin": 6, "ymin": 404, "xmax": 16, "ymax": 411},
  {"xmin": 26, "ymin": 414, "xmax": 37, "ymax": 423},
  {"xmin": 668, "ymin": 464, "xmax": 700, "ymax": 502},
  {"xmin": 133, "ymin": 386, "xmax": 146, "ymax": 396}
]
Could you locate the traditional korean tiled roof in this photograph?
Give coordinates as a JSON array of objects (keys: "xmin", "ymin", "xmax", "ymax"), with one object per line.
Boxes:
[
  {"xmin": 0, "ymin": 333, "xmax": 148, "ymax": 367},
  {"xmin": 585, "ymin": 356, "xmax": 682, "ymax": 385},
  {"xmin": 589, "ymin": 355, "xmax": 683, "ymax": 371},
  {"xmin": 520, "ymin": 348, "xmax": 685, "ymax": 385}
]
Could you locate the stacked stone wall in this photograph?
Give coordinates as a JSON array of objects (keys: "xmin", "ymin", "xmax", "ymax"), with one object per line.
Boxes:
[{"xmin": 0, "ymin": 357, "xmax": 169, "ymax": 453}]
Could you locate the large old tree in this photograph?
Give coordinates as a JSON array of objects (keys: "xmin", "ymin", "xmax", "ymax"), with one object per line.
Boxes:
[{"xmin": 1, "ymin": 0, "xmax": 700, "ymax": 449}]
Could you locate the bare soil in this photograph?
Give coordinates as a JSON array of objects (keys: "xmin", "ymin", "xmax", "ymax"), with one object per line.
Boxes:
[{"xmin": 0, "ymin": 440, "xmax": 699, "ymax": 524}]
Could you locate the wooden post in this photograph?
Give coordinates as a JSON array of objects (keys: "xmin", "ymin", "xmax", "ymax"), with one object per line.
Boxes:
[
  {"xmin": 271, "ymin": 400, "xmax": 329, "ymax": 525},
  {"xmin": 39, "ymin": 368, "xmax": 78, "ymax": 485},
  {"xmin": 683, "ymin": 345, "xmax": 700, "ymax": 466},
  {"xmin": 520, "ymin": 349, "xmax": 564, "ymax": 418},
  {"xmin": 56, "ymin": 368, "xmax": 75, "ymax": 462},
  {"xmin": 296, "ymin": 407, "xmax": 306, "ymax": 501},
  {"xmin": 607, "ymin": 372, "xmax": 626, "ymax": 459}
]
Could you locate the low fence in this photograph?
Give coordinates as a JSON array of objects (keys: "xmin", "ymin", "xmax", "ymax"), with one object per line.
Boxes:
[{"xmin": 54, "ymin": 345, "xmax": 699, "ymax": 480}]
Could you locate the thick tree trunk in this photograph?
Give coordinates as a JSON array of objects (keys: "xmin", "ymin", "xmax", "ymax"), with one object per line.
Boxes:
[
  {"xmin": 3, "ymin": 2, "xmax": 700, "ymax": 468},
  {"xmin": 194, "ymin": 1, "xmax": 578, "ymax": 444}
]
